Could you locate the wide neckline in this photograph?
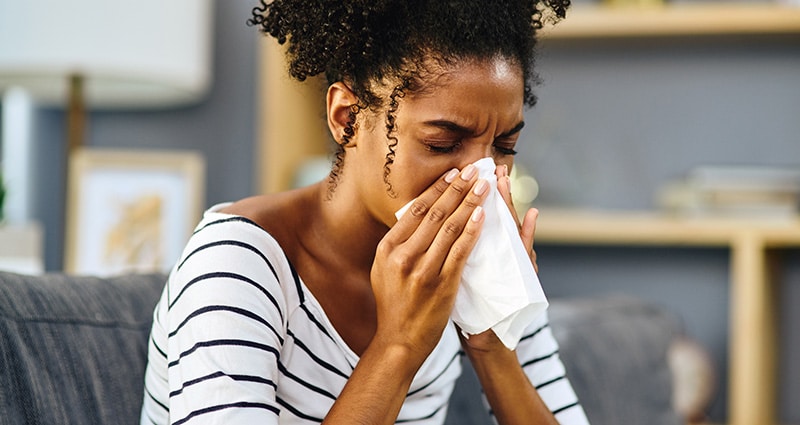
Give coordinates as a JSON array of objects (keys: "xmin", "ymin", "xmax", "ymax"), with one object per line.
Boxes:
[{"xmin": 204, "ymin": 203, "xmax": 362, "ymax": 364}]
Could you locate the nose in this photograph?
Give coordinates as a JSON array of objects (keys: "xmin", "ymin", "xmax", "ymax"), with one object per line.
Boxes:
[{"xmin": 456, "ymin": 139, "xmax": 496, "ymax": 170}]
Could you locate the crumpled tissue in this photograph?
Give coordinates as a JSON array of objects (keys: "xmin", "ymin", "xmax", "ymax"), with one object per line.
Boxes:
[{"xmin": 395, "ymin": 157, "xmax": 548, "ymax": 350}]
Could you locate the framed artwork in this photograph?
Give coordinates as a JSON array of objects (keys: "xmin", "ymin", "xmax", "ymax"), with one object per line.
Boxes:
[{"xmin": 65, "ymin": 148, "xmax": 205, "ymax": 276}]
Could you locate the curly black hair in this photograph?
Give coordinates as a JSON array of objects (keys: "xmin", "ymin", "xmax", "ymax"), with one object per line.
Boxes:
[{"xmin": 249, "ymin": 0, "xmax": 569, "ymax": 194}]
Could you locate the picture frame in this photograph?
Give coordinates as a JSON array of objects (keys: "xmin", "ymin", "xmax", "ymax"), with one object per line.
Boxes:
[{"xmin": 65, "ymin": 148, "xmax": 205, "ymax": 276}]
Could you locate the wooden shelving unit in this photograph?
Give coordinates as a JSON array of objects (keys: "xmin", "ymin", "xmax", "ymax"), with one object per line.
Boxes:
[
  {"xmin": 542, "ymin": 3, "xmax": 800, "ymax": 39},
  {"xmin": 535, "ymin": 209, "xmax": 800, "ymax": 425},
  {"xmin": 256, "ymin": 7, "xmax": 800, "ymax": 421}
]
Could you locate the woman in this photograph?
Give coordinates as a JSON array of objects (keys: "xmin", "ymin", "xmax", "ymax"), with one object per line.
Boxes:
[{"xmin": 141, "ymin": 1, "xmax": 589, "ymax": 424}]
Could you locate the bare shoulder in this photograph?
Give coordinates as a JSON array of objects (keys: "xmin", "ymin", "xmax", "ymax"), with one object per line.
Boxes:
[{"xmin": 220, "ymin": 184, "xmax": 320, "ymax": 243}]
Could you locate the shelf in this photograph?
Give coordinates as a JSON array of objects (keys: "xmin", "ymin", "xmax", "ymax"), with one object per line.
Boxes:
[
  {"xmin": 535, "ymin": 209, "xmax": 800, "ymax": 246},
  {"xmin": 534, "ymin": 209, "xmax": 800, "ymax": 425},
  {"xmin": 541, "ymin": 3, "xmax": 800, "ymax": 39}
]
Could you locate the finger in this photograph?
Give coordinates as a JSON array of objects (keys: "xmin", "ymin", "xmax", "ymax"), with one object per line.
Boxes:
[
  {"xmin": 495, "ymin": 164, "xmax": 512, "ymax": 207},
  {"xmin": 521, "ymin": 208, "xmax": 539, "ymax": 273},
  {"xmin": 389, "ymin": 168, "xmax": 459, "ymax": 244},
  {"xmin": 438, "ymin": 203, "xmax": 485, "ymax": 285},
  {"xmin": 495, "ymin": 165, "xmax": 521, "ymax": 230},
  {"xmin": 404, "ymin": 164, "xmax": 481, "ymax": 253},
  {"xmin": 420, "ymin": 177, "xmax": 490, "ymax": 271},
  {"xmin": 520, "ymin": 208, "xmax": 538, "ymax": 250}
]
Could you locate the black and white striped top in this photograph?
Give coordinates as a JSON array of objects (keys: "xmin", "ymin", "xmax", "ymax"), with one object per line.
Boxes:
[{"xmin": 140, "ymin": 204, "xmax": 589, "ymax": 425}]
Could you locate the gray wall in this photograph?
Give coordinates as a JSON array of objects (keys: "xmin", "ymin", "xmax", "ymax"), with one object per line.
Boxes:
[
  {"xmin": 20, "ymin": 2, "xmax": 800, "ymax": 423},
  {"xmin": 523, "ymin": 37, "xmax": 800, "ymax": 422}
]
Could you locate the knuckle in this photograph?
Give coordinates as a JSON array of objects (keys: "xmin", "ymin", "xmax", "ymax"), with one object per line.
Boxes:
[
  {"xmin": 432, "ymin": 179, "xmax": 449, "ymax": 195},
  {"xmin": 409, "ymin": 200, "xmax": 430, "ymax": 217},
  {"xmin": 408, "ymin": 269, "xmax": 429, "ymax": 286},
  {"xmin": 375, "ymin": 239, "xmax": 393, "ymax": 257},
  {"xmin": 462, "ymin": 197, "xmax": 481, "ymax": 209},
  {"xmin": 391, "ymin": 252, "xmax": 415, "ymax": 274},
  {"xmin": 443, "ymin": 220, "xmax": 463, "ymax": 236},
  {"xmin": 427, "ymin": 207, "xmax": 447, "ymax": 223},
  {"xmin": 448, "ymin": 243, "xmax": 469, "ymax": 262},
  {"xmin": 448, "ymin": 181, "xmax": 467, "ymax": 195}
]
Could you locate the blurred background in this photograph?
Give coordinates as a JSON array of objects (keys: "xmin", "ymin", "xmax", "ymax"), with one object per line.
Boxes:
[{"xmin": 1, "ymin": 0, "xmax": 799, "ymax": 424}]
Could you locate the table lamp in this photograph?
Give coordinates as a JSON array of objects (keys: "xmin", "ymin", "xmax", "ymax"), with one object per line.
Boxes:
[{"xmin": 0, "ymin": 0, "xmax": 213, "ymax": 224}]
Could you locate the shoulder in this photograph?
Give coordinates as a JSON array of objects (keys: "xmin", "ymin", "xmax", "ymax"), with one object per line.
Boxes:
[
  {"xmin": 219, "ymin": 185, "xmax": 320, "ymax": 249},
  {"xmin": 165, "ymin": 202, "xmax": 301, "ymax": 328},
  {"xmin": 180, "ymin": 200, "xmax": 296, "ymax": 279}
]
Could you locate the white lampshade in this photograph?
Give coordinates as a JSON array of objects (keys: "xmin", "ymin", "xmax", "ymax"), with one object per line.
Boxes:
[
  {"xmin": 0, "ymin": 0, "xmax": 213, "ymax": 108},
  {"xmin": 0, "ymin": 0, "xmax": 212, "ymax": 226}
]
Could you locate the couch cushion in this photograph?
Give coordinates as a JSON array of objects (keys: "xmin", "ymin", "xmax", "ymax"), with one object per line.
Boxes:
[
  {"xmin": 549, "ymin": 297, "xmax": 682, "ymax": 425},
  {"xmin": 446, "ymin": 297, "xmax": 682, "ymax": 425},
  {"xmin": 0, "ymin": 271, "xmax": 165, "ymax": 425}
]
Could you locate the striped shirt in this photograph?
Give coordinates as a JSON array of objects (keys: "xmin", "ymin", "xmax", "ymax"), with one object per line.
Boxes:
[{"xmin": 140, "ymin": 204, "xmax": 589, "ymax": 424}]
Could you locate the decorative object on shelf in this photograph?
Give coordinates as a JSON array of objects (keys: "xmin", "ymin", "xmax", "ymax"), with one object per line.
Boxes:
[
  {"xmin": 668, "ymin": 335, "xmax": 717, "ymax": 424},
  {"xmin": 657, "ymin": 165, "xmax": 800, "ymax": 219},
  {"xmin": 0, "ymin": 0, "xmax": 213, "ymax": 224},
  {"xmin": 64, "ymin": 148, "xmax": 205, "ymax": 276}
]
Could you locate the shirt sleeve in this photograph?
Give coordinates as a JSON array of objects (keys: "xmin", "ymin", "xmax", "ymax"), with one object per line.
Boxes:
[
  {"xmin": 514, "ymin": 310, "xmax": 591, "ymax": 425},
  {"xmin": 164, "ymin": 219, "xmax": 288, "ymax": 424}
]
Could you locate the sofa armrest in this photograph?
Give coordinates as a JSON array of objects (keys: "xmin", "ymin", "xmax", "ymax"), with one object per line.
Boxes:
[{"xmin": 0, "ymin": 271, "xmax": 165, "ymax": 425}]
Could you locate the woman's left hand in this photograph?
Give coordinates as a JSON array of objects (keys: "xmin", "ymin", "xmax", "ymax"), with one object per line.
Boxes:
[
  {"xmin": 457, "ymin": 165, "xmax": 559, "ymax": 425},
  {"xmin": 457, "ymin": 164, "xmax": 541, "ymax": 354},
  {"xmin": 495, "ymin": 164, "xmax": 539, "ymax": 273}
]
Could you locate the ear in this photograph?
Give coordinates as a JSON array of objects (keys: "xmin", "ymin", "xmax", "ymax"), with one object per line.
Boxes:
[{"xmin": 326, "ymin": 82, "xmax": 359, "ymax": 147}]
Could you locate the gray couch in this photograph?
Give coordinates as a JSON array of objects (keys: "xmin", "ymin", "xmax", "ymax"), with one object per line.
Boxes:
[{"xmin": 0, "ymin": 271, "xmax": 682, "ymax": 425}]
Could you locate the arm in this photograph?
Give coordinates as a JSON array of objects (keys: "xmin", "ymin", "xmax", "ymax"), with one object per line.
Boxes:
[
  {"xmin": 457, "ymin": 165, "xmax": 588, "ymax": 424},
  {"xmin": 462, "ymin": 333, "xmax": 560, "ymax": 425},
  {"xmin": 164, "ymin": 219, "xmax": 287, "ymax": 424},
  {"xmin": 324, "ymin": 165, "xmax": 488, "ymax": 424}
]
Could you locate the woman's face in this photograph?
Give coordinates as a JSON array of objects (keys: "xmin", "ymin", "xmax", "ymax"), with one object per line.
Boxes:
[{"xmin": 344, "ymin": 56, "xmax": 526, "ymax": 227}]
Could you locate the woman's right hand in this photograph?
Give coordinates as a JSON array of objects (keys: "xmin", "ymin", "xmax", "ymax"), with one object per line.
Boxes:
[
  {"xmin": 368, "ymin": 163, "xmax": 489, "ymax": 365},
  {"xmin": 322, "ymin": 165, "xmax": 488, "ymax": 425}
]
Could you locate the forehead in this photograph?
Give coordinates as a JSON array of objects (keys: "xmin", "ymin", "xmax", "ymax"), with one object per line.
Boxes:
[
  {"xmin": 397, "ymin": 56, "xmax": 525, "ymax": 120},
  {"xmin": 412, "ymin": 55, "xmax": 524, "ymax": 97},
  {"xmin": 368, "ymin": 55, "xmax": 524, "ymax": 99}
]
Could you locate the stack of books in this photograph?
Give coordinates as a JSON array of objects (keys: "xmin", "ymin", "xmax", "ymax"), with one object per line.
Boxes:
[{"xmin": 657, "ymin": 166, "xmax": 800, "ymax": 218}]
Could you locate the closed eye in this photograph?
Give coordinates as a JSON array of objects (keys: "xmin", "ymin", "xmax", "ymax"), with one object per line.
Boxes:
[
  {"xmin": 493, "ymin": 144, "xmax": 518, "ymax": 156},
  {"xmin": 425, "ymin": 141, "xmax": 462, "ymax": 154}
]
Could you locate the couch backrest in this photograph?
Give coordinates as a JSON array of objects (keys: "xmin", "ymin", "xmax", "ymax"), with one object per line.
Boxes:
[
  {"xmin": 445, "ymin": 297, "xmax": 683, "ymax": 425},
  {"xmin": 0, "ymin": 272, "xmax": 165, "ymax": 425},
  {"xmin": 1, "ymin": 270, "xmax": 681, "ymax": 425}
]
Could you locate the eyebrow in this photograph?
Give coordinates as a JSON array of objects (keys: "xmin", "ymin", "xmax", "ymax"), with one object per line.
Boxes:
[{"xmin": 422, "ymin": 120, "xmax": 525, "ymax": 139}]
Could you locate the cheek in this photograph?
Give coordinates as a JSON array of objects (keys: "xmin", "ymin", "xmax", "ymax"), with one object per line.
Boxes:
[{"xmin": 390, "ymin": 158, "xmax": 447, "ymax": 205}]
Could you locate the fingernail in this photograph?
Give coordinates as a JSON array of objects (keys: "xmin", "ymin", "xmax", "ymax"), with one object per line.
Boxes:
[
  {"xmin": 445, "ymin": 168, "xmax": 459, "ymax": 183},
  {"xmin": 473, "ymin": 179, "xmax": 488, "ymax": 195},
  {"xmin": 461, "ymin": 164, "xmax": 476, "ymax": 180},
  {"xmin": 471, "ymin": 206, "xmax": 484, "ymax": 222}
]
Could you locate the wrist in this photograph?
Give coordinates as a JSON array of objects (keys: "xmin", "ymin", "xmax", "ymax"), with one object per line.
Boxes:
[
  {"xmin": 464, "ymin": 343, "xmax": 518, "ymax": 373},
  {"xmin": 363, "ymin": 335, "xmax": 427, "ymax": 381}
]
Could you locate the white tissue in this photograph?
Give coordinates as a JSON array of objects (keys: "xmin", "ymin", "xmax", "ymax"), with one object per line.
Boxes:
[{"xmin": 395, "ymin": 157, "xmax": 548, "ymax": 350}]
